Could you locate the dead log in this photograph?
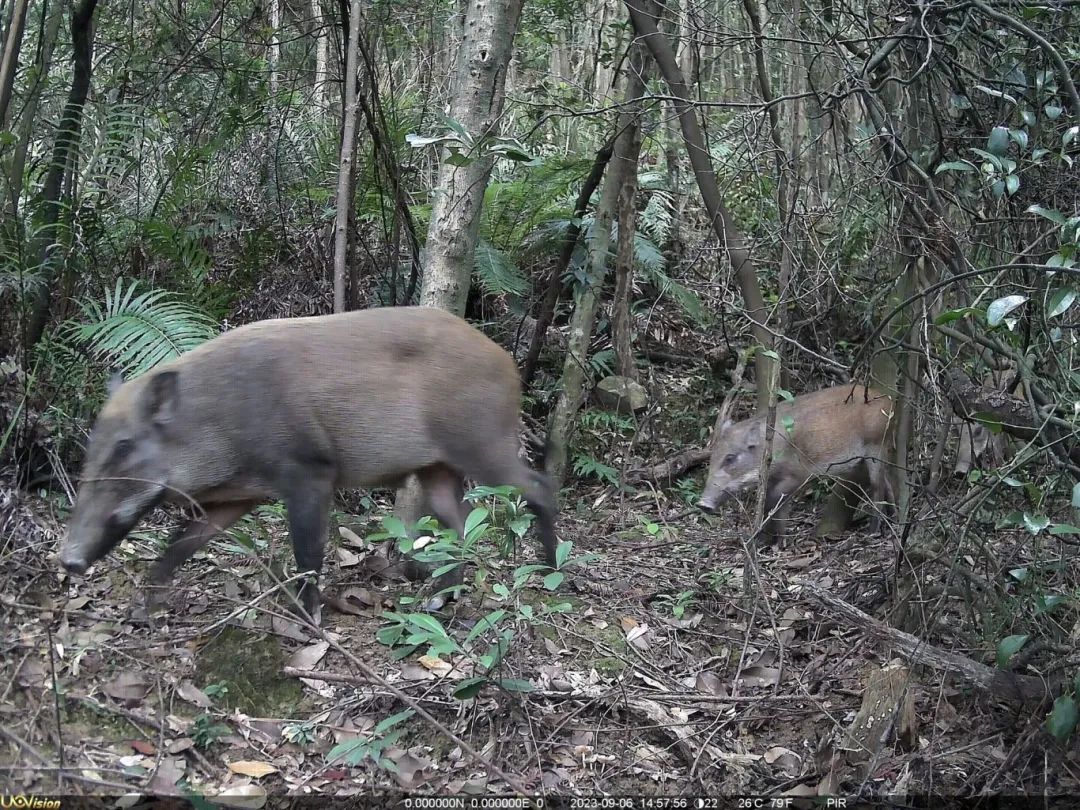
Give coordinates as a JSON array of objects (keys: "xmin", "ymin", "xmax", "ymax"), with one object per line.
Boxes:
[
  {"xmin": 803, "ymin": 583, "xmax": 1054, "ymax": 709},
  {"xmin": 626, "ymin": 446, "xmax": 710, "ymax": 484}
]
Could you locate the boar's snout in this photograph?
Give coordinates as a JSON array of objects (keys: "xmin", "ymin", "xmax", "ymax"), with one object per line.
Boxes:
[
  {"xmin": 59, "ymin": 548, "xmax": 90, "ymax": 575},
  {"xmin": 697, "ymin": 489, "xmax": 734, "ymax": 514}
]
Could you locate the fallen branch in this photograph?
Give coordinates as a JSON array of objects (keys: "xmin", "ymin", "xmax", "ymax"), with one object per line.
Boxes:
[
  {"xmin": 803, "ymin": 584, "xmax": 1054, "ymax": 708},
  {"xmin": 626, "ymin": 446, "xmax": 710, "ymax": 484}
]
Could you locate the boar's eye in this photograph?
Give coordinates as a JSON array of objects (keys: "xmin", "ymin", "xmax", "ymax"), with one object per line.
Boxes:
[
  {"xmin": 722, "ymin": 453, "xmax": 737, "ymax": 466},
  {"xmin": 111, "ymin": 439, "xmax": 135, "ymax": 462}
]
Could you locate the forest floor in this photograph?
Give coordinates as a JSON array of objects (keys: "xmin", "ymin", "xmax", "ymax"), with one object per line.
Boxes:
[{"xmin": 2, "ymin": 473, "xmax": 1077, "ymax": 803}]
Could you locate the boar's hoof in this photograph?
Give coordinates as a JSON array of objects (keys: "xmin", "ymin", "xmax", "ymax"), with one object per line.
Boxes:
[
  {"xmin": 424, "ymin": 594, "xmax": 449, "ymax": 612},
  {"xmin": 696, "ymin": 499, "xmax": 717, "ymax": 515},
  {"xmin": 292, "ymin": 583, "xmax": 323, "ymax": 627}
]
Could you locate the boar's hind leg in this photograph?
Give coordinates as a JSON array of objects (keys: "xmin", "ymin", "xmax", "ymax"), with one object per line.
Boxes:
[
  {"xmin": 864, "ymin": 458, "xmax": 895, "ymax": 536},
  {"xmin": 413, "ymin": 465, "xmax": 468, "ymax": 611},
  {"xmin": 469, "ymin": 453, "xmax": 559, "ymax": 569},
  {"xmin": 524, "ymin": 469, "xmax": 558, "ymax": 568},
  {"xmin": 151, "ymin": 501, "xmax": 258, "ymax": 589},
  {"xmin": 285, "ymin": 479, "xmax": 334, "ymax": 625}
]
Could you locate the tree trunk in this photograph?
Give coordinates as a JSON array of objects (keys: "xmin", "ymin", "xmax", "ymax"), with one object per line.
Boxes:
[
  {"xmin": 418, "ymin": 0, "xmax": 524, "ymax": 315},
  {"xmin": 5, "ymin": 0, "xmax": 63, "ymax": 217},
  {"xmin": 269, "ymin": 0, "xmax": 281, "ymax": 96},
  {"xmin": 611, "ymin": 42, "xmax": 650, "ymax": 381},
  {"xmin": 395, "ymin": 0, "xmax": 524, "ymax": 533},
  {"xmin": 332, "ymin": 0, "xmax": 363, "ymax": 314},
  {"xmin": 0, "ymin": 0, "xmax": 29, "ymax": 131},
  {"xmin": 520, "ymin": 137, "xmax": 615, "ymax": 386},
  {"xmin": 623, "ymin": 0, "xmax": 775, "ymax": 410},
  {"xmin": 25, "ymin": 0, "xmax": 101, "ymax": 350},
  {"xmin": 545, "ymin": 57, "xmax": 646, "ymax": 485},
  {"xmin": 313, "ymin": 0, "xmax": 328, "ymax": 108}
]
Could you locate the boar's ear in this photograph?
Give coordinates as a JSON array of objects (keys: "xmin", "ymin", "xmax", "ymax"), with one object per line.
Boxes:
[
  {"xmin": 720, "ymin": 418, "xmax": 734, "ymax": 433},
  {"xmin": 143, "ymin": 370, "xmax": 180, "ymax": 427},
  {"xmin": 106, "ymin": 368, "xmax": 125, "ymax": 396}
]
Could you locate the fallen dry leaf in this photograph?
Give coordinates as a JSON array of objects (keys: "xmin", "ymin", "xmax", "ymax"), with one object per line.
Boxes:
[
  {"xmin": 215, "ymin": 784, "xmax": 268, "ymax": 809},
  {"xmin": 336, "ymin": 547, "xmax": 362, "ymax": 567},
  {"xmin": 271, "ymin": 614, "xmax": 310, "ymax": 643},
  {"xmin": 64, "ymin": 595, "xmax": 92, "ymax": 611},
  {"xmin": 289, "ymin": 641, "xmax": 329, "ymax": 671},
  {"xmin": 342, "ymin": 586, "xmax": 380, "ymax": 608},
  {"xmin": 103, "ymin": 671, "xmax": 151, "ymax": 705},
  {"xmin": 147, "ymin": 757, "xmax": 186, "ymax": 794},
  {"xmin": 167, "ymin": 738, "xmax": 195, "ymax": 754},
  {"xmin": 338, "ymin": 526, "xmax": 367, "ymax": 547},
  {"xmin": 130, "ymin": 740, "xmax": 157, "ymax": 756},
  {"xmin": 736, "ymin": 665, "xmax": 782, "ymax": 689},
  {"xmin": 400, "ymin": 664, "xmax": 435, "ymax": 681},
  {"xmin": 176, "ymin": 680, "xmax": 212, "ymax": 709},
  {"xmin": 695, "ymin": 671, "xmax": 729, "ymax": 697},
  {"xmin": 764, "ymin": 745, "xmax": 803, "ymax": 777},
  {"xmin": 227, "ymin": 760, "xmax": 279, "ymax": 779},
  {"xmin": 417, "ymin": 655, "xmax": 453, "ymax": 676}
]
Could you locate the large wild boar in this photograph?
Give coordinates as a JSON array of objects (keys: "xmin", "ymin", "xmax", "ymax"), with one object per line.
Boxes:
[
  {"xmin": 59, "ymin": 307, "xmax": 558, "ymax": 620},
  {"xmin": 698, "ymin": 384, "xmax": 894, "ymax": 540}
]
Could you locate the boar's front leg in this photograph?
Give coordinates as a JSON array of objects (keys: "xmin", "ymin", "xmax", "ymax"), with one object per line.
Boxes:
[
  {"xmin": 284, "ymin": 478, "xmax": 333, "ymax": 625},
  {"xmin": 760, "ymin": 473, "xmax": 798, "ymax": 545},
  {"xmin": 149, "ymin": 501, "xmax": 259, "ymax": 607}
]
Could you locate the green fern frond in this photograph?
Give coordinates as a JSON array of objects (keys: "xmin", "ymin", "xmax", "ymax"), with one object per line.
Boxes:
[
  {"xmin": 65, "ymin": 279, "xmax": 218, "ymax": 377},
  {"xmin": 473, "ymin": 240, "xmax": 530, "ymax": 298},
  {"xmin": 639, "ymin": 263, "xmax": 708, "ymax": 325}
]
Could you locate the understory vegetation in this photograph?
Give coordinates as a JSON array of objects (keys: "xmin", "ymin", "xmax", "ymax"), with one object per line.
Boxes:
[{"xmin": 1, "ymin": 0, "xmax": 1079, "ymax": 800}]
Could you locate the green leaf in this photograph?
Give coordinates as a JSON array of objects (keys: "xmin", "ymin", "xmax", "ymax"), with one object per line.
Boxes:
[
  {"xmin": 986, "ymin": 295, "xmax": 1028, "ymax": 327},
  {"xmin": 1045, "ymin": 104, "xmax": 1063, "ymax": 120},
  {"xmin": 380, "ymin": 516, "xmax": 408, "ymax": 538},
  {"xmin": 555, "ymin": 540, "xmax": 572, "ymax": 569},
  {"xmin": 1022, "ymin": 513, "xmax": 1051, "ymax": 534},
  {"xmin": 996, "ymin": 634, "xmax": 1029, "ymax": 668},
  {"xmin": 327, "ymin": 738, "xmax": 370, "ymax": 765},
  {"xmin": 1048, "ymin": 288, "xmax": 1077, "ymax": 318},
  {"xmin": 373, "ymin": 708, "xmax": 415, "ymax": 734},
  {"xmin": 445, "ymin": 150, "xmax": 472, "ymax": 167},
  {"xmin": 406, "ymin": 613, "xmax": 449, "ymax": 636},
  {"xmin": 1049, "ymin": 524, "xmax": 1080, "ymax": 536},
  {"xmin": 1046, "ymin": 696, "xmax": 1079, "ymax": 742},
  {"xmin": 1005, "ymin": 174, "xmax": 1020, "ymax": 196},
  {"xmin": 1027, "ymin": 205, "xmax": 1067, "ymax": 225},
  {"xmin": 1035, "ymin": 594, "xmax": 1066, "ymax": 615},
  {"xmin": 1064, "ymin": 126, "xmax": 1079, "ymax": 147},
  {"xmin": 465, "ymin": 610, "xmax": 508, "ymax": 645},
  {"xmin": 463, "ymin": 507, "xmax": 490, "ymax": 540},
  {"xmin": 496, "ymin": 678, "xmax": 534, "ymax": 693},
  {"xmin": 452, "ymin": 678, "xmax": 487, "ymax": 700},
  {"xmin": 972, "ymin": 413, "xmax": 1003, "ymax": 434},
  {"xmin": 935, "ymin": 160, "xmax": 975, "ymax": 174},
  {"xmin": 934, "ymin": 307, "xmax": 982, "ymax": 325},
  {"xmin": 1007, "ymin": 567, "xmax": 1029, "ymax": 582},
  {"xmin": 987, "ymin": 126, "xmax": 1010, "ymax": 156},
  {"xmin": 975, "ymin": 85, "xmax": 1017, "ymax": 105},
  {"xmin": 542, "ymin": 571, "xmax": 564, "ymax": 591},
  {"xmin": 405, "ymin": 133, "xmax": 456, "ymax": 149},
  {"xmin": 1073, "ymin": 482, "xmax": 1080, "ymax": 509}
]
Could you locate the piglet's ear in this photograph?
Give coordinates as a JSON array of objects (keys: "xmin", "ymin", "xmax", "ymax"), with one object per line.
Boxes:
[
  {"xmin": 142, "ymin": 370, "xmax": 180, "ymax": 427},
  {"xmin": 106, "ymin": 368, "xmax": 125, "ymax": 396}
]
